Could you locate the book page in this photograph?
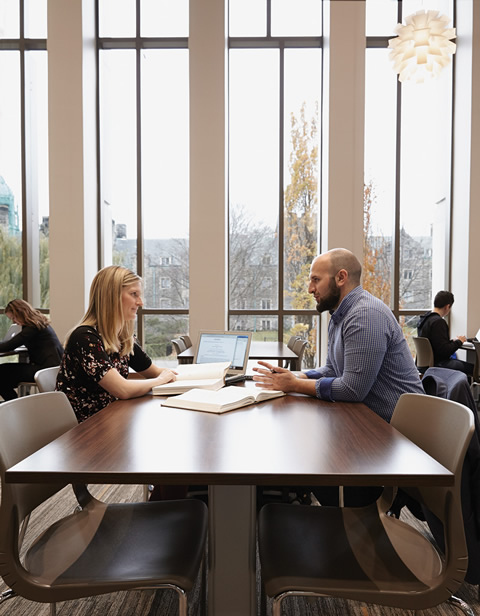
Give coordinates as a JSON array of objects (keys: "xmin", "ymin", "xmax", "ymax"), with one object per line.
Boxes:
[
  {"xmin": 152, "ymin": 377, "xmax": 225, "ymax": 395},
  {"xmin": 174, "ymin": 361, "xmax": 231, "ymax": 381},
  {"xmin": 161, "ymin": 385, "xmax": 285, "ymax": 411},
  {"xmin": 255, "ymin": 388, "xmax": 286, "ymax": 402},
  {"xmin": 161, "ymin": 387, "xmax": 251, "ymax": 413},
  {"xmin": 186, "ymin": 386, "xmax": 285, "ymax": 405},
  {"xmin": 167, "ymin": 386, "xmax": 253, "ymax": 406}
]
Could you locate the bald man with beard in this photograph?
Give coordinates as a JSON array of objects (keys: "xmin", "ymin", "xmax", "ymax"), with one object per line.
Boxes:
[
  {"xmin": 254, "ymin": 248, "xmax": 424, "ymax": 507},
  {"xmin": 254, "ymin": 248, "xmax": 423, "ymax": 422}
]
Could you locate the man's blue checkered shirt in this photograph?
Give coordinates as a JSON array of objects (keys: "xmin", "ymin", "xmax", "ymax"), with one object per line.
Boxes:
[{"xmin": 305, "ymin": 286, "xmax": 424, "ymax": 422}]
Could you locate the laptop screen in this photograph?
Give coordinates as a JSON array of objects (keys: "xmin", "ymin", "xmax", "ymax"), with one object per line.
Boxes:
[
  {"xmin": 467, "ymin": 327, "xmax": 480, "ymax": 344},
  {"xmin": 193, "ymin": 331, "xmax": 252, "ymax": 376}
]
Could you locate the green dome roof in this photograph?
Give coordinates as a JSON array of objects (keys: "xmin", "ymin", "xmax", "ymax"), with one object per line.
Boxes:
[{"xmin": 0, "ymin": 176, "xmax": 14, "ymax": 205}]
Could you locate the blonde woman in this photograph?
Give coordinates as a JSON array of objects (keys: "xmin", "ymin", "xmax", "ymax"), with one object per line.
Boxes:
[
  {"xmin": 0, "ymin": 299, "xmax": 64, "ymax": 401},
  {"xmin": 56, "ymin": 265, "xmax": 176, "ymax": 422}
]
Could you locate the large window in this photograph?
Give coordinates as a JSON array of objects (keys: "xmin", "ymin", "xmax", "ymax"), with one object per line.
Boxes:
[
  {"xmin": 98, "ymin": 0, "xmax": 189, "ymax": 364},
  {"xmin": 0, "ymin": 0, "xmax": 49, "ymax": 336},
  {"xmin": 364, "ymin": 0, "xmax": 454, "ymax": 351},
  {"xmin": 96, "ymin": 0, "xmax": 455, "ymax": 367},
  {"xmin": 228, "ymin": 0, "xmax": 322, "ymax": 368}
]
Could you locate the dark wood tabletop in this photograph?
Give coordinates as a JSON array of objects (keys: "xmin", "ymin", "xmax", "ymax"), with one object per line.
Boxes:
[
  {"xmin": 6, "ymin": 385, "xmax": 452, "ymax": 487},
  {"xmin": 243, "ymin": 341, "xmax": 298, "ymax": 360}
]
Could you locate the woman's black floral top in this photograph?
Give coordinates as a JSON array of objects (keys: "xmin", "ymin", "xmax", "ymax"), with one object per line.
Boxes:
[{"xmin": 56, "ymin": 325, "xmax": 151, "ymax": 422}]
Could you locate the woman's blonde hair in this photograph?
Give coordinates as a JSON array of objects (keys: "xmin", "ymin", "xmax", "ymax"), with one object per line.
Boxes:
[
  {"xmin": 5, "ymin": 299, "xmax": 50, "ymax": 329},
  {"xmin": 75, "ymin": 266, "xmax": 142, "ymax": 356}
]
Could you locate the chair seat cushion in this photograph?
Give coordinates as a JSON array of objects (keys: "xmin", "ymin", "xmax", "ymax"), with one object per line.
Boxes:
[
  {"xmin": 258, "ymin": 502, "xmax": 442, "ymax": 601},
  {"xmin": 25, "ymin": 498, "xmax": 207, "ymax": 596}
]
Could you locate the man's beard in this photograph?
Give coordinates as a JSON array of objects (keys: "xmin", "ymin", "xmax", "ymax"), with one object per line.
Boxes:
[{"xmin": 316, "ymin": 277, "xmax": 341, "ymax": 314}]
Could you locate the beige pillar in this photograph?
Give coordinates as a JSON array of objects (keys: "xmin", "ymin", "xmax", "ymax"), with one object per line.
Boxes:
[
  {"xmin": 320, "ymin": 0, "xmax": 366, "ymax": 362},
  {"xmin": 188, "ymin": 0, "xmax": 228, "ymax": 347},
  {"xmin": 451, "ymin": 0, "xmax": 480, "ymax": 339},
  {"xmin": 48, "ymin": 0, "xmax": 97, "ymax": 340},
  {"xmin": 322, "ymin": 0, "xmax": 365, "ymax": 256}
]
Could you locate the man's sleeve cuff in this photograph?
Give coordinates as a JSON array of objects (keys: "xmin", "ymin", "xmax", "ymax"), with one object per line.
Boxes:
[
  {"xmin": 317, "ymin": 377, "xmax": 335, "ymax": 401},
  {"xmin": 305, "ymin": 369, "xmax": 321, "ymax": 379}
]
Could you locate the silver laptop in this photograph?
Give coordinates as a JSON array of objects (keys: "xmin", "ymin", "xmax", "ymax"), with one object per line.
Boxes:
[
  {"xmin": 3, "ymin": 324, "xmax": 21, "ymax": 341},
  {"xmin": 193, "ymin": 330, "xmax": 252, "ymax": 380},
  {"xmin": 465, "ymin": 327, "xmax": 480, "ymax": 345}
]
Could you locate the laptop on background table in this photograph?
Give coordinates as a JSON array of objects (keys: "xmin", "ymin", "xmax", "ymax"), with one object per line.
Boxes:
[
  {"xmin": 193, "ymin": 331, "xmax": 252, "ymax": 383},
  {"xmin": 463, "ymin": 327, "xmax": 480, "ymax": 349}
]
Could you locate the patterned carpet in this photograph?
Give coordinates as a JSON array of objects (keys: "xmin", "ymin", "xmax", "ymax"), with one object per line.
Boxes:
[{"xmin": 0, "ymin": 484, "xmax": 478, "ymax": 616}]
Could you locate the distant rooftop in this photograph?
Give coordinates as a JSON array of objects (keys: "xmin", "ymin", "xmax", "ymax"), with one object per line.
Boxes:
[{"xmin": 0, "ymin": 176, "xmax": 14, "ymax": 206}]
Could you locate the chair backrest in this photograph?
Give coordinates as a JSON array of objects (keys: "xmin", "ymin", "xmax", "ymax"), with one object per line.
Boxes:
[
  {"xmin": 180, "ymin": 335, "xmax": 192, "ymax": 349},
  {"xmin": 412, "ymin": 336, "xmax": 434, "ymax": 370},
  {"xmin": 171, "ymin": 338, "xmax": 186, "ymax": 355},
  {"xmin": 34, "ymin": 366, "xmax": 60, "ymax": 392},
  {"xmin": 287, "ymin": 335, "xmax": 300, "ymax": 350},
  {"xmin": 472, "ymin": 340, "xmax": 480, "ymax": 383},
  {"xmin": 291, "ymin": 339, "xmax": 308, "ymax": 370},
  {"xmin": 0, "ymin": 392, "xmax": 78, "ymax": 527},
  {"xmin": 391, "ymin": 393, "xmax": 473, "ymax": 583}
]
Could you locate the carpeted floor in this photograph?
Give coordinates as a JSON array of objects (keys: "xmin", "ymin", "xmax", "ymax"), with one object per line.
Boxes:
[{"xmin": 0, "ymin": 483, "xmax": 479, "ymax": 616}]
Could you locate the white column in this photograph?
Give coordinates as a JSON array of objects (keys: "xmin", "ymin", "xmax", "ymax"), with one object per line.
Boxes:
[
  {"xmin": 450, "ymin": 0, "xmax": 480, "ymax": 339},
  {"xmin": 320, "ymin": 1, "xmax": 366, "ymax": 362},
  {"xmin": 322, "ymin": 0, "xmax": 365, "ymax": 256},
  {"xmin": 189, "ymin": 0, "xmax": 228, "ymax": 347},
  {"xmin": 48, "ymin": 0, "xmax": 97, "ymax": 341}
]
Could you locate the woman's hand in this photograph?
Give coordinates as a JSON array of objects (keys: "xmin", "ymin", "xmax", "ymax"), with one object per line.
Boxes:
[
  {"xmin": 100, "ymin": 366, "xmax": 177, "ymax": 400},
  {"xmin": 152, "ymin": 369, "xmax": 177, "ymax": 386}
]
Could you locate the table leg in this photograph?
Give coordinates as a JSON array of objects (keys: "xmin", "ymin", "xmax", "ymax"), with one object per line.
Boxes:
[
  {"xmin": 462, "ymin": 347, "xmax": 476, "ymax": 365},
  {"xmin": 208, "ymin": 485, "xmax": 257, "ymax": 616}
]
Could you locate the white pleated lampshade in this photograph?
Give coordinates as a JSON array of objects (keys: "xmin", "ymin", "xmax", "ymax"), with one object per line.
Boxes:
[{"xmin": 388, "ymin": 10, "xmax": 456, "ymax": 84}]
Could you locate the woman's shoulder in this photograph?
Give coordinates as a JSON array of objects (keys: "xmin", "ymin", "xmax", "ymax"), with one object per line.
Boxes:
[
  {"xmin": 41, "ymin": 323, "xmax": 59, "ymax": 336},
  {"xmin": 20, "ymin": 324, "xmax": 38, "ymax": 335},
  {"xmin": 68, "ymin": 325, "xmax": 101, "ymax": 344}
]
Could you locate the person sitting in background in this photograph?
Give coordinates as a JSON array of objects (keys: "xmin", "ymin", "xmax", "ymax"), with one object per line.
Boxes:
[
  {"xmin": 417, "ymin": 290, "xmax": 473, "ymax": 376},
  {"xmin": 56, "ymin": 265, "xmax": 183, "ymax": 501},
  {"xmin": 0, "ymin": 299, "xmax": 64, "ymax": 401}
]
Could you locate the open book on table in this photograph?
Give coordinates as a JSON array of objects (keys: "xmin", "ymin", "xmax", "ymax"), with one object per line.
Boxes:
[
  {"xmin": 160, "ymin": 385, "xmax": 286, "ymax": 413},
  {"xmin": 152, "ymin": 361, "xmax": 231, "ymax": 395}
]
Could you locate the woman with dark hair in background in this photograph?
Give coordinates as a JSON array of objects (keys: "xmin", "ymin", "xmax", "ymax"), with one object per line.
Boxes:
[{"xmin": 0, "ymin": 299, "xmax": 64, "ymax": 401}]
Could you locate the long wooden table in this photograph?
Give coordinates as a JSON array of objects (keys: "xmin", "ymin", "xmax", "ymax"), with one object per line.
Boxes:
[
  {"xmin": 177, "ymin": 340, "xmax": 299, "ymax": 366},
  {"xmin": 6, "ymin": 388, "xmax": 452, "ymax": 616}
]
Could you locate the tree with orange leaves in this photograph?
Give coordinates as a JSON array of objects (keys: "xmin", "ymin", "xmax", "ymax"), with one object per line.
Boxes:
[{"xmin": 362, "ymin": 180, "xmax": 391, "ymax": 306}]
